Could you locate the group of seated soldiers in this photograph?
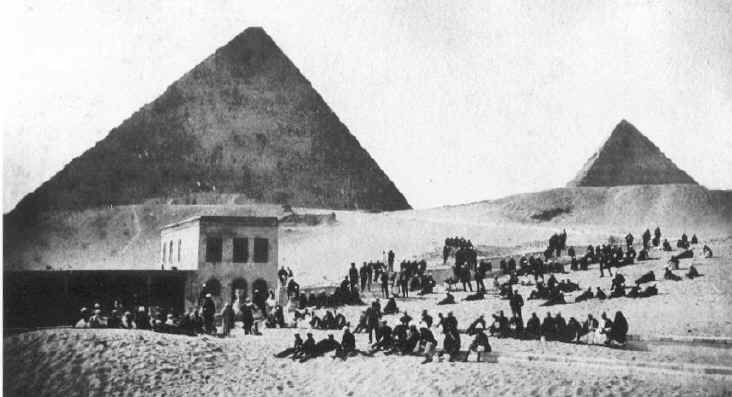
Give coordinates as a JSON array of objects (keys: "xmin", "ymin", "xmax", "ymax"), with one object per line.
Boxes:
[{"xmin": 476, "ymin": 309, "xmax": 628, "ymax": 346}]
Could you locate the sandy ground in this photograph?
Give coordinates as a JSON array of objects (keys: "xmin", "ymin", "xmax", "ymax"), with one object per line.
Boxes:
[
  {"xmin": 4, "ymin": 328, "xmax": 732, "ymax": 397},
  {"xmin": 5, "ymin": 241, "xmax": 732, "ymax": 396}
]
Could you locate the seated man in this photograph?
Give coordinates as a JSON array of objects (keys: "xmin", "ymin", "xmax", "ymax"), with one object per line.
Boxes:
[
  {"xmin": 663, "ymin": 239, "xmax": 673, "ymax": 251},
  {"xmin": 541, "ymin": 290, "xmax": 566, "ymax": 306},
  {"xmin": 334, "ymin": 328, "xmax": 372, "ymax": 360},
  {"xmin": 509, "ymin": 314, "xmax": 524, "ymax": 339},
  {"xmin": 540, "ymin": 312, "xmax": 555, "ymax": 340},
  {"xmin": 466, "ymin": 315, "xmax": 487, "ymax": 335},
  {"xmin": 383, "ymin": 298, "xmax": 399, "ymax": 315},
  {"xmin": 440, "ymin": 329, "xmax": 461, "ymax": 362},
  {"xmin": 419, "ymin": 327, "xmax": 439, "ymax": 363},
  {"xmin": 437, "ymin": 292, "xmax": 456, "ymax": 305},
  {"xmin": 595, "ymin": 287, "xmax": 607, "ymax": 300},
  {"xmin": 525, "ymin": 313, "xmax": 541, "ymax": 339},
  {"xmin": 565, "ymin": 317, "xmax": 581, "ymax": 342},
  {"xmin": 578, "ymin": 314, "xmax": 599, "ymax": 343},
  {"xmin": 607, "ymin": 311, "xmax": 629, "ymax": 346},
  {"xmin": 74, "ymin": 307, "xmax": 91, "ymax": 328},
  {"xmin": 626, "ymin": 285, "xmax": 641, "ymax": 298},
  {"xmin": 297, "ymin": 333, "xmax": 317, "ymax": 361},
  {"xmin": 274, "ymin": 334, "xmax": 303, "ymax": 358},
  {"xmin": 686, "ymin": 265, "xmax": 702, "ymax": 279},
  {"xmin": 464, "ymin": 325, "xmax": 491, "ymax": 362},
  {"xmin": 574, "ymin": 287, "xmax": 594, "ymax": 303},
  {"xmin": 489, "ymin": 311, "xmax": 510, "ymax": 338},
  {"xmin": 635, "ymin": 271, "xmax": 655, "ymax": 285},
  {"xmin": 463, "ymin": 291, "xmax": 485, "ymax": 301},
  {"xmin": 418, "ymin": 274, "xmax": 436, "ymax": 295},
  {"xmin": 637, "ymin": 248, "xmax": 649, "ymax": 261},
  {"xmin": 371, "ymin": 321, "xmax": 393, "ymax": 351},
  {"xmin": 638, "ymin": 284, "xmax": 658, "ymax": 297},
  {"xmin": 703, "ymin": 245, "xmax": 713, "ymax": 258},
  {"xmin": 664, "ymin": 267, "xmax": 682, "ymax": 281},
  {"xmin": 300, "ymin": 334, "xmax": 341, "ymax": 363}
]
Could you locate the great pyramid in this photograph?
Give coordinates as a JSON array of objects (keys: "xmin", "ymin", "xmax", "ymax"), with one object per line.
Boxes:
[
  {"xmin": 7, "ymin": 27, "xmax": 410, "ymax": 221},
  {"xmin": 567, "ymin": 120, "xmax": 697, "ymax": 187}
]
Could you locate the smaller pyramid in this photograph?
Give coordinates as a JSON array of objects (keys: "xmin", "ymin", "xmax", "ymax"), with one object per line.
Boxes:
[{"xmin": 568, "ymin": 120, "xmax": 697, "ymax": 187}]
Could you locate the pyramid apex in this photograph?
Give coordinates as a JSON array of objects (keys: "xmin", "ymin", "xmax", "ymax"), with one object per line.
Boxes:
[{"xmin": 567, "ymin": 121, "xmax": 697, "ymax": 187}]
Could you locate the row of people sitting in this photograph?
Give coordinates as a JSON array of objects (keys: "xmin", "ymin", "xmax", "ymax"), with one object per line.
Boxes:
[
  {"xmin": 296, "ymin": 286, "xmax": 365, "ymax": 309},
  {"xmin": 480, "ymin": 310, "xmax": 628, "ymax": 346}
]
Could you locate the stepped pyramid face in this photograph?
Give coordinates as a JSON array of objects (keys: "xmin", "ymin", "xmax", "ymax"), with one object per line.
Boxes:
[
  {"xmin": 567, "ymin": 120, "xmax": 697, "ymax": 187},
  {"xmin": 9, "ymin": 27, "xmax": 410, "ymax": 218}
]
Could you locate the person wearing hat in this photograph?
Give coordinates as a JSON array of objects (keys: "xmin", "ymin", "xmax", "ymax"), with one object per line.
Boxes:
[
  {"xmin": 241, "ymin": 298, "xmax": 254, "ymax": 334},
  {"xmin": 202, "ymin": 293, "xmax": 216, "ymax": 334},
  {"xmin": 75, "ymin": 307, "xmax": 90, "ymax": 328},
  {"xmin": 464, "ymin": 323, "xmax": 491, "ymax": 362},
  {"xmin": 89, "ymin": 309, "xmax": 105, "ymax": 328}
]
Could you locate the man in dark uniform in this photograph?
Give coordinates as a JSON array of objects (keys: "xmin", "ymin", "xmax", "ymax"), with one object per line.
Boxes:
[
  {"xmin": 625, "ymin": 233, "xmax": 634, "ymax": 250},
  {"xmin": 509, "ymin": 289, "xmax": 524, "ymax": 321},
  {"xmin": 380, "ymin": 271, "xmax": 390, "ymax": 298},
  {"xmin": 465, "ymin": 325, "xmax": 491, "ymax": 362},
  {"xmin": 202, "ymin": 293, "xmax": 216, "ymax": 334},
  {"xmin": 387, "ymin": 250, "xmax": 395, "ymax": 272},
  {"xmin": 525, "ymin": 312, "xmax": 540, "ymax": 339},
  {"xmin": 642, "ymin": 229, "xmax": 652, "ymax": 249},
  {"xmin": 349, "ymin": 263, "xmax": 359, "ymax": 293}
]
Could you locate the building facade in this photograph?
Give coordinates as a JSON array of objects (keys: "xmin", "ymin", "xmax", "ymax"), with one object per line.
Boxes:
[{"xmin": 160, "ymin": 216, "xmax": 279, "ymax": 311}]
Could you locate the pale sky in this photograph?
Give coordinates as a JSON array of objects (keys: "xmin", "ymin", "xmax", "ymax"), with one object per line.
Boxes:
[{"xmin": 2, "ymin": 0, "xmax": 732, "ymax": 211}]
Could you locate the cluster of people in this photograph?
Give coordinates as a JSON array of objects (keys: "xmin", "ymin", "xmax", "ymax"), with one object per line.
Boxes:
[
  {"xmin": 443, "ymin": 237, "xmax": 474, "ymax": 263},
  {"xmin": 545, "ymin": 230, "xmax": 568, "ymax": 259},
  {"xmin": 275, "ymin": 330, "xmax": 373, "ymax": 362},
  {"xmin": 526, "ymin": 274, "xmax": 579, "ymax": 306},
  {"xmin": 478, "ymin": 309, "xmax": 629, "ymax": 347}
]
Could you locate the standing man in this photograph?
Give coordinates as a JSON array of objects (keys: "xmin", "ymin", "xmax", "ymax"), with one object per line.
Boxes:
[
  {"xmin": 349, "ymin": 263, "xmax": 359, "ymax": 293},
  {"xmin": 359, "ymin": 263, "xmax": 368, "ymax": 292},
  {"xmin": 202, "ymin": 293, "xmax": 216, "ymax": 334},
  {"xmin": 509, "ymin": 289, "xmax": 524, "ymax": 321},
  {"xmin": 387, "ymin": 250, "xmax": 395, "ymax": 273},
  {"xmin": 380, "ymin": 271, "xmax": 390, "ymax": 298}
]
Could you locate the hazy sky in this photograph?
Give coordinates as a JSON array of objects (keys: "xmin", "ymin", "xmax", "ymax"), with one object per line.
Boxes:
[{"xmin": 3, "ymin": 0, "xmax": 732, "ymax": 210}]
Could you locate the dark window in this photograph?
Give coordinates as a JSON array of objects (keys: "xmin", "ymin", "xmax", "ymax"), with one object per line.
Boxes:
[
  {"xmin": 162, "ymin": 244, "xmax": 166, "ymax": 263},
  {"xmin": 205, "ymin": 237, "xmax": 223, "ymax": 262},
  {"xmin": 177, "ymin": 240, "xmax": 182, "ymax": 263},
  {"xmin": 253, "ymin": 238, "xmax": 269, "ymax": 263},
  {"xmin": 233, "ymin": 238, "xmax": 248, "ymax": 263}
]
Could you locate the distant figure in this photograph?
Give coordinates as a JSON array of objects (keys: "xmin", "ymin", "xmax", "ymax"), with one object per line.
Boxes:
[
  {"xmin": 437, "ymin": 292, "xmax": 455, "ymax": 305},
  {"xmin": 274, "ymin": 334, "xmax": 303, "ymax": 358},
  {"xmin": 387, "ymin": 250, "xmax": 395, "ymax": 272},
  {"xmin": 525, "ymin": 312, "xmax": 541, "ymax": 339},
  {"xmin": 574, "ymin": 287, "xmax": 593, "ymax": 303},
  {"xmin": 221, "ymin": 303, "xmax": 234, "ymax": 337},
  {"xmin": 464, "ymin": 326, "xmax": 491, "ymax": 362},
  {"xmin": 686, "ymin": 265, "xmax": 702, "ymax": 279},
  {"xmin": 635, "ymin": 271, "xmax": 655, "ymax": 285},
  {"xmin": 691, "ymin": 234, "xmax": 698, "ymax": 245},
  {"xmin": 664, "ymin": 267, "xmax": 682, "ymax": 281},
  {"xmin": 202, "ymin": 293, "xmax": 216, "ymax": 334},
  {"xmin": 662, "ymin": 239, "xmax": 672, "ymax": 252},
  {"xmin": 703, "ymin": 245, "xmax": 713, "ymax": 258},
  {"xmin": 607, "ymin": 311, "xmax": 629, "ymax": 345}
]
